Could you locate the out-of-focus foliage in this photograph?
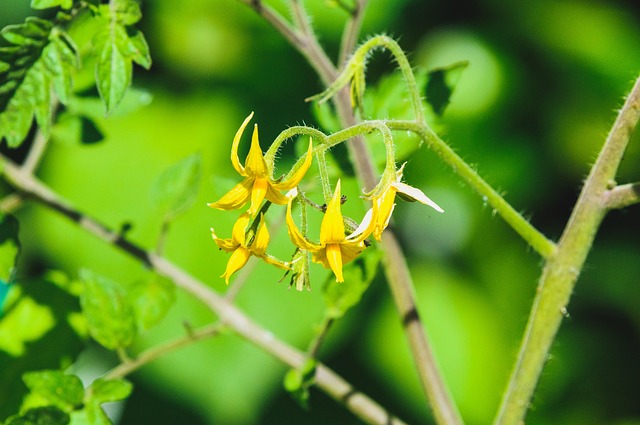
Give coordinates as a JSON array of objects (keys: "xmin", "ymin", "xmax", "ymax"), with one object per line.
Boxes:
[{"xmin": 0, "ymin": 0, "xmax": 639, "ymax": 424}]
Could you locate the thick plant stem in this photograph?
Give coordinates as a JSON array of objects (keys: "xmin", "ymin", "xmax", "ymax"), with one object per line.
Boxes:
[
  {"xmin": 334, "ymin": 87, "xmax": 463, "ymax": 425},
  {"xmin": 494, "ymin": 75, "xmax": 640, "ymax": 425}
]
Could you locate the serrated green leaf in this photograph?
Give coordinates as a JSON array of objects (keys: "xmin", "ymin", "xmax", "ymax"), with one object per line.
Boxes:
[
  {"xmin": 6, "ymin": 406, "xmax": 70, "ymax": 425},
  {"xmin": 22, "ymin": 370, "xmax": 84, "ymax": 412},
  {"xmin": 43, "ymin": 31, "xmax": 79, "ymax": 104},
  {"xmin": 128, "ymin": 274, "xmax": 175, "ymax": 331},
  {"xmin": 112, "ymin": 0, "xmax": 142, "ymax": 26},
  {"xmin": 31, "ymin": 0, "xmax": 73, "ymax": 10},
  {"xmin": 0, "ymin": 17, "xmax": 79, "ymax": 148},
  {"xmin": 1, "ymin": 23, "xmax": 49, "ymax": 47},
  {"xmin": 0, "ymin": 214, "xmax": 20, "ymax": 284},
  {"xmin": 125, "ymin": 28, "xmax": 151, "ymax": 70},
  {"xmin": 323, "ymin": 248, "xmax": 381, "ymax": 319},
  {"xmin": 88, "ymin": 378, "xmax": 133, "ymax": 403},
  {"xmin": 93, "ymin": 24, "xmax": 132, "ymax": 114},
  {"xmin": 151, "ymin": 153, "xmax": 202, "ymax": 221},
  {"xmin": 79, "ymin": 269, "xmax": 136, "ymax": 350},
  {"xmin": 425, "ymin": 61, "xmax": 468, "ymax": 116}
]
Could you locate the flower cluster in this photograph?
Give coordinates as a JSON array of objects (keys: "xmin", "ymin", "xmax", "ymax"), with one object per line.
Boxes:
[{"xmin": 209, "ymin": 113, "xmax": 443, "ymax": 288}]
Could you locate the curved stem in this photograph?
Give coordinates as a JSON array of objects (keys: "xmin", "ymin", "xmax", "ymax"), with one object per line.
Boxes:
[
  {"xmin": 388, "ymin": 120, "xmax": 557, "ymax": 259},
  {"xmin": 494, "ymin": 75, "xmax": 640, "ymax": 425},
  {"xmin": 0, "ymin": 156, "xmax": 408, "ymax": 425}
]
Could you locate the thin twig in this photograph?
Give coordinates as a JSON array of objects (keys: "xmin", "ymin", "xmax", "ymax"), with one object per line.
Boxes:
[
  {"xmin": 106, "ymin": 323, "xmax": 226, "ymax": 380},
  {"xmin": 494, "ymin": 75, "xmax": 640, "ymax": 425},
  {"xmin": 0, "ymin": 157, "xmax": 408, "ymax": 425},
  {"xmin": 603, "ymin": 182, "xmax": 640, "ymax": 210}
]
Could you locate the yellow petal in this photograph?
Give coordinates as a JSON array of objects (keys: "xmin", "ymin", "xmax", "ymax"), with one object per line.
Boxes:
[
  {"xmin": 325, "ymin": 243, "xmax": 344, "ymax": 282},
  {"xmin": 231, "ymin": 112, "xmax": 254, "ymax": 176},
  {"xmin": 286, "ymin": 198, "xmax": 322, "ymax": 252},
  {"xmin": 340, "ymin": 240, "xmax": 366, "ymax": 264},
  {"xmin": 260, "ymin": 253, "xmax": 290, "ymax": 270},
  {"xmin": 208, "ymin": 178, "xmax": 254, "ymax": 211},
  {"xmin": 231, "ymin": 213, "xmax": 251, "ymax": 245},
  {"xmin": 221, "ymin": 246, "xmax": 251, "ymax": 285},
  {"xmin": 251, "ymin": 214, "xmax": 270, "ymax": 255},
  {"xmin": 372, "ymin": 188, "xmax": 396, "ymax": 241},
  {"xmin": 265, "ymin": 183, "xmax": 291, "ymax": 205},
  {"xmin": 244, "ymin": 124, "xmax": 269, "ymax": 178},
  {"xmin": 248, "ymin": 177, "xmax": 269, "ymax": 216},
  {"xmin": 211, "ymin": 227, "xmax": 239, "ymax": 252},
  {"xmin": 272, "ymin": 139, "xmax": 314, "ymax": 191},
  {"xmin": 320, "ymin": 180, "xmax": 345, "ymax": 245}
]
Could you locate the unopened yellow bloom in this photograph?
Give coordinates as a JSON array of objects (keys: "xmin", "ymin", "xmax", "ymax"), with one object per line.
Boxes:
[
  {"xmin": 286, "ymin": 180, "xmax": 376, "ymax": 283},
  {"xmin": 212, "ymin": 213, "xmax": 288, "ymax": 284},
  {"xmin": 372, "ymin": 164, "xmax": 443, "ymax": 241},
  {"xmin": 208, "ymin": 112, "xmax": 313, "ymax": 216}
]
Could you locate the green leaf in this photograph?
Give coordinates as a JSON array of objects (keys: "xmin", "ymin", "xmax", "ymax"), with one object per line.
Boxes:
[
  {"xmin": 31, "ymin": 0, "xmax": 73, "ymax": 10},
  {"xmin": 88, "ymin": 377, "xmax": 133, "ymax": 403},
  {"xmin": 42, "ymin": 31, "xmax": 79, "ymax": 104},
  {"xmin": 323, "ymin": 248, "xmax": 381, "ymax": 319},
  {"xmin": 70, "ymin": 402, "xmax": 112, "ymax": 425},
  {"xmin": 125, "ymin": 28, "xmax": 151, "ymax": 70},
  {"xmin": 22, "ymin": 370, "xmax": 84, "ymax": 412},
  {"xmin": 93, "ymin": 24, "xmax": 132, "ymax": 114},
  {"xmin": 79, "ymin": 269, "xmax": 136, "ymax": 350},
  {"xmin": 425, "ymin": 61, "xmax": 468, "ymax": 116},
  {"xmin": 0, "ymin": 17, "xmax": 78, "ymax": 147},
  {"xmin": 150, "ymin": 153, "xmax": 202, "ymax": 221},
  {"xmin": 283, "ymin": 359, "xmax": 316, "ymax": 409},
  {"xmin": 111, "ymin": 0, "xmax": 143, "ymax": 26},
  {"xmin": 128, "ymin": 274, "xmax": 175, "ymax": 331},
  {"xmin": 0, "ymin": 214, "xmax": 20, "ymax": 284},
  {"xmin": 5, "ymin": 406, "xmax": 70, "ymax": 425}
]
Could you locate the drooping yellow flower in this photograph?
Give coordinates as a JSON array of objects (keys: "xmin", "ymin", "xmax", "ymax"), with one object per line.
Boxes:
[
  {"xmin": 208, "ymin": 112, "xmax": 313, "ymax": 216},
  {"xmin": 372, "ymin": 163, "xmax": 443, "ymax": 241},
  {"xmin": 286, "ymin": 180, "xmax": 376, "ymax": 283},
  {"xmin": 212, "ymin": 213, "xmax": 288, "ymax": 284}
]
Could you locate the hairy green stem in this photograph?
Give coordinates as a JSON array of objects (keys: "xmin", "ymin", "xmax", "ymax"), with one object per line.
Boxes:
[
  {"xmin": 494, "ymin": 75, "xmax": 640, "ymax": 425},
  {"xmin": 388, "ymin": 120, "xmax": 557, "ymax": 259},
  {"xmin": 338, "ymin": 0, "xmax": 368, "ymax": 67}
]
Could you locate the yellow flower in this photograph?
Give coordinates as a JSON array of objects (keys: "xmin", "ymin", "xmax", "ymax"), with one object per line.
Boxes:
[
  {"xmin": 286, "ymin": 180, "xmax": 376, "ymax": 283},
  {"xmin": 208, "ymin": 112, "xmax": 313, "ymax": 216},
  {"xmin": 372, "ymin": 163, "xmax": 443, "ymax": 241},
  {"xmin": 212, "ymin": 213, "xmax": 288, "ymax": 284}
]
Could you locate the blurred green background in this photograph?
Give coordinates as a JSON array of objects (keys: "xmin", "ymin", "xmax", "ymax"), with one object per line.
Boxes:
[{"xmin": 1, "ymin": 0, "xmax": 640, "ymax": 424}]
